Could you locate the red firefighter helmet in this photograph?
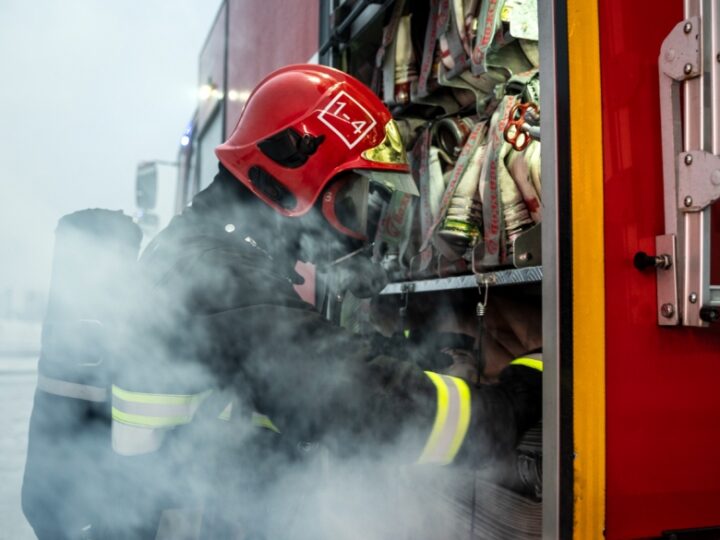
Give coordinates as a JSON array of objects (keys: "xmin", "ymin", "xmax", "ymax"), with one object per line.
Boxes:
[{"xmin": 216, "ymin": 64, "xmax": 417, "ymax": 239}]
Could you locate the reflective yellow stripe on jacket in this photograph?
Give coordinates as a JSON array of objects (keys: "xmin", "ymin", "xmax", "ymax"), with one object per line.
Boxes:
[
  {"xmin": 217, "ymin": 401, "xmax": 281, "ymax": 434},
  {"xmin": 112, "ymin": 387, "xmax": 282, "ymax": 456},
  {"xmin": 510, "ymin": 355, "xmax": 543, "ymax": 372},
  {"xmin": 417, "ymin": 356, "xmax": 542, "ymax": 466},
  {"xmin": 111, "ymin": 385, "xmax": 212, "ymax": 428},
  {"xmin": 417, "ymin": 372, "xmax": 472, "ymax": 465},
  {"xmin": 111, "ymin": 385, "xmax": 212, "ymax": 456}
]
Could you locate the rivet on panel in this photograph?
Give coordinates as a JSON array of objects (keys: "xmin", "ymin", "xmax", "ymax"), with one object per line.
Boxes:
[{"xmin": 711, "ymin": 170, "xmax": 720, "ymax": 186}]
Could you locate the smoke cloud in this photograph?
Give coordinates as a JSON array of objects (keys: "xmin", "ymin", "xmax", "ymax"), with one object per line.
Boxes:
[{"xmin": 20, "ymin": 174, "xmax": 542, "ymax": 539}]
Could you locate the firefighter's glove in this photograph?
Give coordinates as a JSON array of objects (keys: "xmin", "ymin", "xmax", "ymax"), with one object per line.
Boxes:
[
  {"xmin": 442, "ymin": 347, "xmax": 479, "ymax": 385},
  {"xmin": 410, "ymin": 331, "xmax": 475, "ymax": 371}
]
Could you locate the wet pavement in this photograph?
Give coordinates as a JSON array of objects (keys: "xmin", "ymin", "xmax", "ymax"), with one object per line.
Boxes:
[{"xmin": 0, "ymin": 355, "xmax": 38, "ymax": 540}]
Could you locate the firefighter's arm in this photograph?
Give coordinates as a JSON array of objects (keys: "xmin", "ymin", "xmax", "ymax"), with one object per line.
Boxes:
[
  {"xmin": 451, "ymin": 359, "xmax": 542, "ymax": 467},
  {"xmin": 365, "ymin": 354, "xmax": 542, "ymax": 467}
]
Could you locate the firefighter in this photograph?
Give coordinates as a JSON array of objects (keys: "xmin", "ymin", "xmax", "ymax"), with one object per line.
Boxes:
[{"xmin": 110, "ymin": 64, "xmax": 542, "ymax": 538}]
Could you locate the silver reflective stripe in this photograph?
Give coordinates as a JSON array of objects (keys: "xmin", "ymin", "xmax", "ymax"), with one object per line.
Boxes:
[
  {"xmin": 417, "ymin": 372, "xmax": 471, "ymax": 465},
  {"xmin": 36, "ymin": 373, "xmax": 107, "ymax": 402},
  {"xmin": 112, "ymin": 421, "xmax": 167, "ymax": 456}
]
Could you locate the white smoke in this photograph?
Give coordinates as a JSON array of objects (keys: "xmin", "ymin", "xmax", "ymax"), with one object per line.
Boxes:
[{"xmin": 19, "ymin": 184, "xmax": 542, "ymax": 539}]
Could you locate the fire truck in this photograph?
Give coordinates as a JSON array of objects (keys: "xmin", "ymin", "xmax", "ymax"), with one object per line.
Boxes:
[{"xmin": 134, "ymin": 0, "xmax": 720, "ymax": 538}]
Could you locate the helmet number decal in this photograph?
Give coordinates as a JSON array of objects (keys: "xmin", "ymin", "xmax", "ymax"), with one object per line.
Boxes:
[{"xmin": 317, "ymin": 91, "xmax": 377, "ymax": 149}]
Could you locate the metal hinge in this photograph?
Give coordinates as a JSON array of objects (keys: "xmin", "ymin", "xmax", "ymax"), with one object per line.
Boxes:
[{"xmin": 656, "ymin": 3, "xmax": 720, "ymax": 327}]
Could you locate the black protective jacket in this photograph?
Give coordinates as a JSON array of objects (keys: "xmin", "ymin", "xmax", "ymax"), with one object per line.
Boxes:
[{"xmin": 113, "ymin": 167, "xmax": 542, "ymax": 537}]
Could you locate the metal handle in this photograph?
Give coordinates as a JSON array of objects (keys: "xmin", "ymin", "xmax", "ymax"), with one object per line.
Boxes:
[
  {"xmin": 656, "ymin": 5, "xmax": 720, "ymax": 326},
  {"xmin": 633, "ymin": 251, "xmax": 673, "ymax": 271}
]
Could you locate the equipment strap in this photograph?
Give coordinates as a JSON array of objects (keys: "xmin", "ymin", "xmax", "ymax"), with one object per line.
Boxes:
[
  {"xmin": 506, "ymin": 146, "xmax": 541, "ymax": 223},
  {"xmin": 527, "ymin": 139, "xmax": 541, "ymax": 198},
  {"xmin": 36, "ymin": 373, "xmax": 107, "ymax": 402},
  {"xmin": 478, "ymin": 95, "xmax": 519, "ymax": 266},
  {"xmin": 470, "ymin": 0, "xmax": 505, "ymax": 76},
  {"xmin": 409, "ymin": 128, "xmax": 436, "ymax": 274},
  {"xmin": 416, "ymin": 0, "xmax": 441, "ymax": 98},
  {"xmin": 374, "ymin": 0, "xmax": 407, "ymax": 102},
  {"xmin": 503, "ymin": 69, "xmax": 541, "ymax": 224},
  {"xmin": 498, "ymin": 137, "xmax": 533, "ymax": 247},
  {"xmin": 375, "ymin": 0, "xmax": 407, "ymax": 70},
  {"xmin": 439, "ymin": 0, "xmax": 474, "ymax": 78},
  {"xmin": 417, "ymin": 371, "xmax": 472, "ymax": 465},
  {"xmin": 436, "ymin": 0, "xmax": 452, "ymax": 62},
  {"xmin": 428, "ymin": 149, "xmax": 445, "ymax": 221}
]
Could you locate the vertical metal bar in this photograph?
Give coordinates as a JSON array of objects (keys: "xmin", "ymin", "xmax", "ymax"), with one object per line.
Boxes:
[
  {"xmin": 685, "ymin": 0, "xmax": 703, "ymax": 152},
  {"xmin": 704, "ymin": 0, "xmax": 720, "ymax": 309},
  {"xmin": 682, "ymin": 0, "xmax": 708, "ymax": 325},
  {"xmin": 659, "ymin": 66, "xmax": 682, "ymax": 237},
  {"xmin": 703, "ymin": 0, "xmax": 718, "ymax": 153},
  {"xmin": 319, "ymin": 0, "xmax": 332, "ymax": 66},
  {"xmin": 221, "ymin": 0, "xmax": 229, "ymax": 141},
  {"xmin": 711, "ymin": 1, "xmax": 720, "ymax": 155},
  {"xmin": 685, "ymin": 209, "xmax": 708, "ymax": 317},
  {"xmin": 695, "ymin": 0, "xmax": 713, "ymax": 319},
  {"xmin": 539, "ymin": 0, "xmax": 569, "ymax": 537}
]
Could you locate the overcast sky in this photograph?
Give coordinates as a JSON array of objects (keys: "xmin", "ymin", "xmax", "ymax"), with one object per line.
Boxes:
[{"xmin": 0, "ymin": 0, "xmax": 221, "ymax": 293}]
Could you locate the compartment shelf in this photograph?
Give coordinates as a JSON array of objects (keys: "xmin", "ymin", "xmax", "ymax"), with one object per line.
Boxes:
[{"xmin": 379, "ymin": 266, "xmax": 542, "ymax": 295}]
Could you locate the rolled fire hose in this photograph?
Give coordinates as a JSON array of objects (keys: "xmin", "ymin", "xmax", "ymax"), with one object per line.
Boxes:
[{"xmin": 393, "ymin": 14, "xmax": 417, "ymax": 104}]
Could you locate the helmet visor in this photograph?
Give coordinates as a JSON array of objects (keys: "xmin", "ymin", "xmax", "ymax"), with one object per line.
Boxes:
[
  {"xmin": 322, "ymin": 174, "xmax": 370, "ymax": 241},
  {"xmin": 333, "ymin": 174, "xmax": 370, "ymax": 239},
  {"xmin": 322, "ymin": 169, "xmax": 418, "ymax": 241}
]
